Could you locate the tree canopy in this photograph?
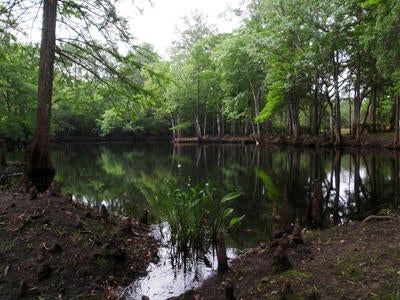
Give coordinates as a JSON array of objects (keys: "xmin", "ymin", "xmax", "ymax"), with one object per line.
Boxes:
[{"xmin": 0, "ymin": 0, "xmax": 399, "ymax": 147}]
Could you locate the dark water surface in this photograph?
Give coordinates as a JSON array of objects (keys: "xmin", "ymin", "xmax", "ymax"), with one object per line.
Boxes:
[
  {"xmin": 8, "ymin": 142, "xmax": 400, "ymax": 299},
  {"xmin": 52, "ymin": 143, "xmax": 400, "ymax": 229}
]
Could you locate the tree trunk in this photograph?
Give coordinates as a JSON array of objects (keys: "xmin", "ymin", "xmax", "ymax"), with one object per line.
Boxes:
[
  {"xmin": 217, "ymin": 113, "xmax": 222, "ymax": 137},
  {"xmin": 195, "ymin": 114, "xmax": 202, "ymax": 139},
  {"xmin": 395, "ymin": 96, "xmax": 400, "ymax": 146},
  {"xmin": 313, "ymin": 71, "xmax": 320, "ymax": 136},
  {"xmin": 170, "ymin": 114, "xmax": 176, "ymax": 140},
  {"xmin": 349, "ymin": 96, "xmax": 352, "ymax": 135},
  {"xmin": 353, "ymin": 53, "xmax": 362, "ymax": 144},
  {"xmin": 324, "ymin": 88, "xmax": 335, "ymax": 143},
  {"xmin": 25, "ymin": 0, "xmax": 58, "ymax": 192},
  {"xmin": 289, "ymin": 87, "xmax": 300, "ymax": 141},
  {"xmin": 203, "ymin": 113, "xmax": 207, "ymax": 137},
  {"xmin": 216, "ymin": 230, "xmax": 229, "ymax": 274},
  {"xmin": 369, "ymin": 74, "xmax": 377, "ymax": 133},
  {"xmin": 333, "ymin": 54, "xmax": 342, "ymax": 146},
  {"xmin": 250, "ymin": 80, "xmax": 262, "ymax": 141}
]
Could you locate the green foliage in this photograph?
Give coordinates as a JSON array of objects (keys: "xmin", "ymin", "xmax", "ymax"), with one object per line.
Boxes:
[
  {"xmin": 151, "ymin": 180, "xmax": 243, "ymax": 254},
  {"xmin": 1, "ymin": 0, "xmax": 399, "ymax": 141},
  {"xmin": 211, "ymin": 191, "xmax": 244, "ymax": 241},
  {"xmin": 256, "ymin": 81, "xmax": 285, "ymax": 123},
  {"xmin": 0, "ymin": 44, "xmax": 38, "ymax": 141}
]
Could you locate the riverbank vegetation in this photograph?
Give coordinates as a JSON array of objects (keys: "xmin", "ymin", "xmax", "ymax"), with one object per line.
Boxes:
[{"xmin": 1, "ymin": 0, "xmax": 399, "ymax": 147}]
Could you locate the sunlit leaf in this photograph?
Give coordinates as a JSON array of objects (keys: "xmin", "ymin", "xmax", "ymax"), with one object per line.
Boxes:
[{"xmin": 229, "ymin": 214, "xmax": 245, "ymax": 227}]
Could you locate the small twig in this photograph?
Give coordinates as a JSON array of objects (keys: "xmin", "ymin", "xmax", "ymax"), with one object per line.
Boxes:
[
  {"xmin": 4, "ymin": 266, "xmax": 9, "ymax": 277},
  {"xmin": 361, "ymin": 215, "xmax": 397, "ymax": 223}
]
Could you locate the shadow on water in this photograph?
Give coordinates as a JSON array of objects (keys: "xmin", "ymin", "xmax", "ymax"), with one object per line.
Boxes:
[{"xmin": 6, "ymin": 142, "xmax": 400, "ymax": 298}]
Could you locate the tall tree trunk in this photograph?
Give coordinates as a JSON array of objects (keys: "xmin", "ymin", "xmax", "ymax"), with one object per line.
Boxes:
[
  {"xmin": 203, "ymin": 113, "xmax": 207, "ymax": 137},
  {"xmin": 217, "ymin": 115, "xmax": 221, "ymax": 138},
  {"xmin": 369, "ymin": 73, "xmax": 377, "ymax": 133},
  {"xmin": 195, "ymin": 61, "xmax": 202, "ymax": 140},
  {"xmin": 170, "ymin": 113, "xmax": 176, "ymax": 140},
  {"xmin": 313, "ymin": 71, "xmax": 320, "ymax": 136},
  {"xmin": 333, "ymin": 53, "xmax": 342, "ymax": 146},
  {"xmin": 289, "ymin": 87, "xmax": 300, "ymax": 141},
  {"xmin": 349, "ymin": 96, "xmax": 352, "ymax": 135},
  {"xmin": 26, "ymin": 0, "xmax": 58, "ymax": 192},
  {"xmin": 249, "ymin": 80, "xmax": 262, "ymax": 142},
  {"xmin": 177, "ymin": 114, "xmax": 183, "ymax": 138},
  {"xmin": 353, "ymin": 53, "xmax": 362, "ymax": 144},
  {"xmin": 325, "ymin": 88, "xmax": 334, "ymax": 143},
  {"xmin": 195, "ymin": 114, "xmax": 202, "ymax": 139}
]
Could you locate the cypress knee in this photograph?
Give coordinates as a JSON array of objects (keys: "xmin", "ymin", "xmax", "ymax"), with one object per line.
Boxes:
[{"xmin": 216, "ymin": 230, "xmax": 228, "ymax": 274}]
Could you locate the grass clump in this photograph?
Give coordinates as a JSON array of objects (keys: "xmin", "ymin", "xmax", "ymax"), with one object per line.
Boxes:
[{"xmin": 149, "ymin": 179, "xmax": 243, "ymax": 257}]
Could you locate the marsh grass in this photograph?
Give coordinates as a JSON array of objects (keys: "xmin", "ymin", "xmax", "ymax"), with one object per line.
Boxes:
[{"xmin": 150, "ymin": 179, "xmax": 243, "ymax": 259}]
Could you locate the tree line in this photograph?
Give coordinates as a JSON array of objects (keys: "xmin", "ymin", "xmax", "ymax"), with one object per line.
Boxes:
[{"xmin": 1, "ymin": 0, "xmax": 399, "ymax": 147}]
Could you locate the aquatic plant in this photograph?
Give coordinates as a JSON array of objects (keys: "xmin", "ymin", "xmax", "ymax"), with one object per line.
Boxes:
[{"xmin": 150, "ymin": 179, "xmax": 243, "ymax": 255}]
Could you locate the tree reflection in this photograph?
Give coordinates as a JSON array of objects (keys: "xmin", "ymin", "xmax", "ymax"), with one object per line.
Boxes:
[{"xmin": 50, "ymin": 143, "xmax": 400, "ymax": 247}]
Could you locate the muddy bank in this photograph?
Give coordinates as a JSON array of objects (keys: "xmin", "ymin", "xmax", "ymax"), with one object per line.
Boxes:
[
  {"xmin": 0, "ymin": 184, "xmax": 159, "ymax": 299},
  {"xmin": 173, "ymin": 218, "xmax": 400, "ymax": 299}
]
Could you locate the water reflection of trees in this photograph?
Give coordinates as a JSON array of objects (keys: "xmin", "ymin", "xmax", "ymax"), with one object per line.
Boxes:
[
  {"xmin": 315, "ymin": 149, "xmax": 399, "ymax": 226},
  {"xmin": 52, "ymin": 143, "xmax": 173, "ymax": 218},
  {"xmin": 253, "ymin": 147, "xmax": 400, "ymax": 229},
  {"xmin": 52, "ymin": 143, "xmax": 400, "ymax": 245}
]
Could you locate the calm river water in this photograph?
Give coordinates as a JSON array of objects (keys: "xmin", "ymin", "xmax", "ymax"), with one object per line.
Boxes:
[{"xmin": 7, "ymin": 142, "xmax": 400, "ymax": 299}]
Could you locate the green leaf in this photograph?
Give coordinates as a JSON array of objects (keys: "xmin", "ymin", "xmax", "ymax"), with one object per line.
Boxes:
[
  {"xmin": 221, "ymin": 192, "xmax": 241, "ymax": 203},
  {"xmin": 362, "ymin": 0, "xmax": 383, "ymax": 7},
  {"xmin": 229, "ymin": 214, "xmax": 245, "ymax": 227},
  {"xmin": 223, "ymin": 208, "xmax": 234, "ymax": 218},
  {"xmin": 189, "ymin": 198, "xmax": 201, "ymax": 209}
]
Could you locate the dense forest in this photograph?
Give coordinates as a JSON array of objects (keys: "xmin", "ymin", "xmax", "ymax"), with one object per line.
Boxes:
[{"xmin": 0, "ymin": 0, "xmax": 399, "ymax": 145}]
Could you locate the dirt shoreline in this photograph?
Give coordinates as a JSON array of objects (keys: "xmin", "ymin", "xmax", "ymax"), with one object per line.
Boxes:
[
  {"xmin": 0, "ymin": 186, "xmax": 159, "ymax": 299},
  {"xmin": 173, "ymin": 218, "xmax": 400, "ymax": 299},
  {"xmin": 171, "ymin": 134, "xmax": 399, "ymax": 149}
]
